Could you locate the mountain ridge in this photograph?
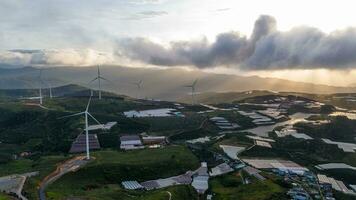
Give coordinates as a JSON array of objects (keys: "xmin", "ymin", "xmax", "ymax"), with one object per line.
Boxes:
[{"xmin": 1, "ymin": 65, "xmax": 356, "ymax": 101}]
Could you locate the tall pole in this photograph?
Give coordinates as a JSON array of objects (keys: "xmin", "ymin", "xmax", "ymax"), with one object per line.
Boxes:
[
  {"xmin": 39, "ymin": 87, "xmax": 43, "ymax": 105},
  {"xmin": 85, "ymin": 112, "xmax": 90, "ymax": 160},
  {"xmin": 97, "ymin": 67, "xmax": 102, "ymax": 100},
  {"xmin": 137, "ymin": 85, "xmax": 140, "ymax": 99},
  {"xmin": 39, "ymin": 69, "xmax": 43, "ymax": 105},
  {"xmin": 49, "ymin": 86, "xmax": 53, "ymax": 99},
  {"xmin": 98, "ymin": 77, "xmax": 101, "ymax": 100},
  {"xmin": 191, "ymin": 87, "xmax": 195, "ymax": 105}
]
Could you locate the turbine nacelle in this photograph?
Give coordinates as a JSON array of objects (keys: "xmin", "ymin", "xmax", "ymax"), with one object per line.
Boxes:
[{"xmin": 89, "ymin": 66, "xmax": 111, "ymax": 100}]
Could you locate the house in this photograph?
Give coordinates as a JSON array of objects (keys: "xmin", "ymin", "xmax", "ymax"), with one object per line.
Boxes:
[
  {"xmin": 120, "ymin": 135, "xmax": 144, "ymax": 150},
  {"xmin": 142, "ymin": 136, "xmax": 167, "ymax": 145}
]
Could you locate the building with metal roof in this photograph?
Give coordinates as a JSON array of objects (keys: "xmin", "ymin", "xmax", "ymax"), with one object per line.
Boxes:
[
  {"xmin": 120, "ymin": 135, "xmax": 144, "ymax": 150},
  {"xmin": 69, "ymin": 134, "xmax": 100, "ymax": 153},
  {"xmin": 122, "ymin": 181, "xmax": 144, "ymax": 190},
  {"xmin": 192, "ymin": 162, "xmax": 209, "ymax": 194},
  {"xmin": 210, "ymin": 163, "xmax": 234, "ymax": 177}
]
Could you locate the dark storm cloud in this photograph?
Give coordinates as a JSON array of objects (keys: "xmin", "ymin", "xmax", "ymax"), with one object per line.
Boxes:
[{"xmin": 117, "ymin": 15, "xmax": 356, "ymax": 70}]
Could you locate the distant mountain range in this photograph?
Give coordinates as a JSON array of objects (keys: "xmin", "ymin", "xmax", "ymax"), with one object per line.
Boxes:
[{"xmin": 1, "ymin": 65, "xmax": 356, "ymax": 101}]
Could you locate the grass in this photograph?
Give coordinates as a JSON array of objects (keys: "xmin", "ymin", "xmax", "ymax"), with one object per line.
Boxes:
[
  {"xmin": 0, "ymin": 159, "xmax": 33, "ymax": 176},
  {"xmin": 0, "ymin": 155, "xmax": 68, "ymax": 200},
  {"xmin": 47, "ymin": 185, "xmax": 197, "ymax": 200},
  {"xmin": 0, "ymin": 193, "xmax": 15, "ymax": 200},
  {"xmin": 46, "ymin": 146, "xmax": 199, "ymax": 199},
  {"xmin": 210, "ymin": 173, "xmax": 288, "ymax": 200},
  {"xmin": 0, "ymin": 155, "xmax": 68, "ymax": 178}
]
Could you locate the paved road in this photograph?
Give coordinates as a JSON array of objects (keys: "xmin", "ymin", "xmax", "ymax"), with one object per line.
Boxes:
[
  {"xmin": 166, "ymin": 191, "xmax": 172, "ymax": 200},
  {"xmin": 39, "ymin": 156, "xmax": 89, "ymax": 200},
  {"xmin": 0, "ymin": 172, "xmax": 39, "ymax": 200}
]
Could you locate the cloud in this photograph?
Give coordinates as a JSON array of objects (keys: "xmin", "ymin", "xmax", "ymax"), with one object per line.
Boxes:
[
  {"xmin": 211, "ymin": 8, "xmax": 231, "ymax": 13},
  {"xmin": 121, "ymin": 10, "xmax": 168, "ymax": 20},
  {"xmin": 126, "ymin": 0, "xmax": 162, "ymax": 4},
  {"xmin": 117, "ymin": 15, "xmax": 356, "ymax": 70},
  {"xmin": 0, "ymin": 49, "xmax": 114, "ymax": 67}
]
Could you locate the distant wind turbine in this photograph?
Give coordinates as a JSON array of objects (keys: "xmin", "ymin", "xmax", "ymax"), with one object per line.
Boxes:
[
  {"xmin": 17, "ymin": 72, "xmax": 43, "ymax": 105},
  {"xmin": 38, "ymin": 69, "xmax": 43, "ymax": 105},
  {"xmin": 89, "ymin": 66, "xmax": 110, "ymax": 100},
  {"xmin": 132, "ymin": 80, "xmax": 143, "ymax": 99},
  {"xmin": 184, "ymin": 79, "xmax": 198, "ymax": 105},
  {"xmin": 48, "ymin": 83, "xmax": 53, "ymax": 99},
  {"xmin": 58, "ymin": 95, "xmax": 101, "ymax": 160}
]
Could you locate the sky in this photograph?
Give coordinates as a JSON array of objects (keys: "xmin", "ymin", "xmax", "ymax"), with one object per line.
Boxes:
[{"xmin": 2, "ymin": 0, "xmax": 356, "ymax": 86}]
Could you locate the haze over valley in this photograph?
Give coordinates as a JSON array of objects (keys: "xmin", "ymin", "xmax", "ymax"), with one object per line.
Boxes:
[{"xmin": 1, "ymin": 1, "xmax": 356, "ymax": 200}]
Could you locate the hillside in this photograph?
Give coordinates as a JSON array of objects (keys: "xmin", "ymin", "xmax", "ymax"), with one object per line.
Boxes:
[{"xmin": 1, "ymin": 66, "xmax": 356, "ymax": 101}]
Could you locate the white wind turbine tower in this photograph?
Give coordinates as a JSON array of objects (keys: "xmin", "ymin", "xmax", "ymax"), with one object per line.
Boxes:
[
  {"xmin": 18, "ymin": 70, "xmax": 43, "ymax": 105},
  {"xmin": 58, "ymin": 96, "xmax": 101, "ymax": 160},
  {"xmin": 132, "ymin": 80, "xmax": 143, "ymax": 99},
  {"xmin": 184, "ymin": 79, "xmax": 198, "ymax": 105},
  {"xmin": 49, "ymin": 84, "xmax": 53, "ymax": 99},
  {"xmin": 89, "ymin": 66, "xmax": 110, "ymax": 100},
  {"xmin": 38, "ymin": 69, "xmax": 43, "ymax": 105}
]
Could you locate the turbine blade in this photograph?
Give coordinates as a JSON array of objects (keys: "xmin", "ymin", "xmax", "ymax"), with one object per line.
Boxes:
[
  {"xmin": 86, "ymin": 96, "xmax": 92, "ymax": 112},
  {"xmin": 88, "ymin": 77, "xmax": 99, "ymax": 84},
  {"xmin": 87, "ymin": 112, "xmax": 101, "ymax": 125},
  {"xmin": 192, "ymin": 79, "xmax": 198, "ymax": 87},
  {"xmin": 99, "ymin": 76, "xmax": 111, "ymax": 83},
  {"xmin": 58, "ymin": 112, "xmax": 85, "ymax": 119}
]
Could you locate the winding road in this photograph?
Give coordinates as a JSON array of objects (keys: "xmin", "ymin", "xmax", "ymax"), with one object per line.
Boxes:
[{"xmin": 38, "ymin": 156, "xmax": 89, "ymax": 200}]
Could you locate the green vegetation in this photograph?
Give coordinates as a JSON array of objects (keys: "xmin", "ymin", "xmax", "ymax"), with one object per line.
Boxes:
[
  {"xmin": 170, "ymin": 128, "xmax": 215, "ymax": 141},
  {"xmin": 210, "ymin": 173, "xmax": 288, "ymax": 200},
  {"xmin": 241, "ymin": 137, "xmax": 356, "ymax": 168},
  {"xmin": 334, "ymin": 191, "xmax": 356, "ymax": 200},
  {"xmin": 47, "ymin": 185, "xmax": 197, "ymax": 200},
  {"xmin": 46, "ymin": 146, "xmax": 199, "ymax": 199},
  {"xmin": 0, "ymin": 155, "xmax": 67, "ymax": 178},
  {"xmin": 137, "ymin": 114, "xmax": 204, "ymax": 133},
  {"xmin": 0, "ymin": 193, "xmax": 15, "ymax": 200},
  {"xmin": 0, "ymin": 155, "xmax": 68, "ymax": 200},
  {"xmin": 295, "ymin": 115, "xmax": 356, "ymax": 143},
  {"xmin": 322, "ymin": 169, "xmax": 356, "ymax": 185}
]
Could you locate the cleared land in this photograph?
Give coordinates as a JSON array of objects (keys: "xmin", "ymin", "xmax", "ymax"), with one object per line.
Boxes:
[{"xmin": 46, "ymin": 146, "xmax": 199, "ymax": 199}]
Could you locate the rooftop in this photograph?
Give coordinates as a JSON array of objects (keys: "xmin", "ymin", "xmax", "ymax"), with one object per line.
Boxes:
[{"xmin": 120, "ymin": 135, "xmax": 141, "ymax": 142}]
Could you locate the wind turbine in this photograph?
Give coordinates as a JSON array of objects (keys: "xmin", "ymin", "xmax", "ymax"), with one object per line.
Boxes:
[
  {"xmin": 58, "ymin": 96, "xmax": 101, "ymax": 160},
  {"xmin": 38, "ymin": 69, "xmax": 43, "ymax": 105},
  {"xmin": 49, "ymin": 84, "xmax": 53, "ymax": 99},
  {"xmin": 132, "ymin": 80, "xmax": 143, "ymax": 99},
  {"xmin": 184, "ymin": 79, "xmax": 198, "ymax": 105},
  {"xmin": 89, "ymin": 66, "xmax": 110, "ymax": 100},
  {"xmin": 17, "ymin": 72, "xmax": 43, "ymax": 105}
]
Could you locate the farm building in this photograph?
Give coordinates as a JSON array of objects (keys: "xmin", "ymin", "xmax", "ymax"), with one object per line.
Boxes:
[
  {"xmin": 142, "ymin": 136, "xmax": 167, "ymax": 145},
  {"xmin": 120, "ymin": 135, "xmax": 144, "ymax": 150}
]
